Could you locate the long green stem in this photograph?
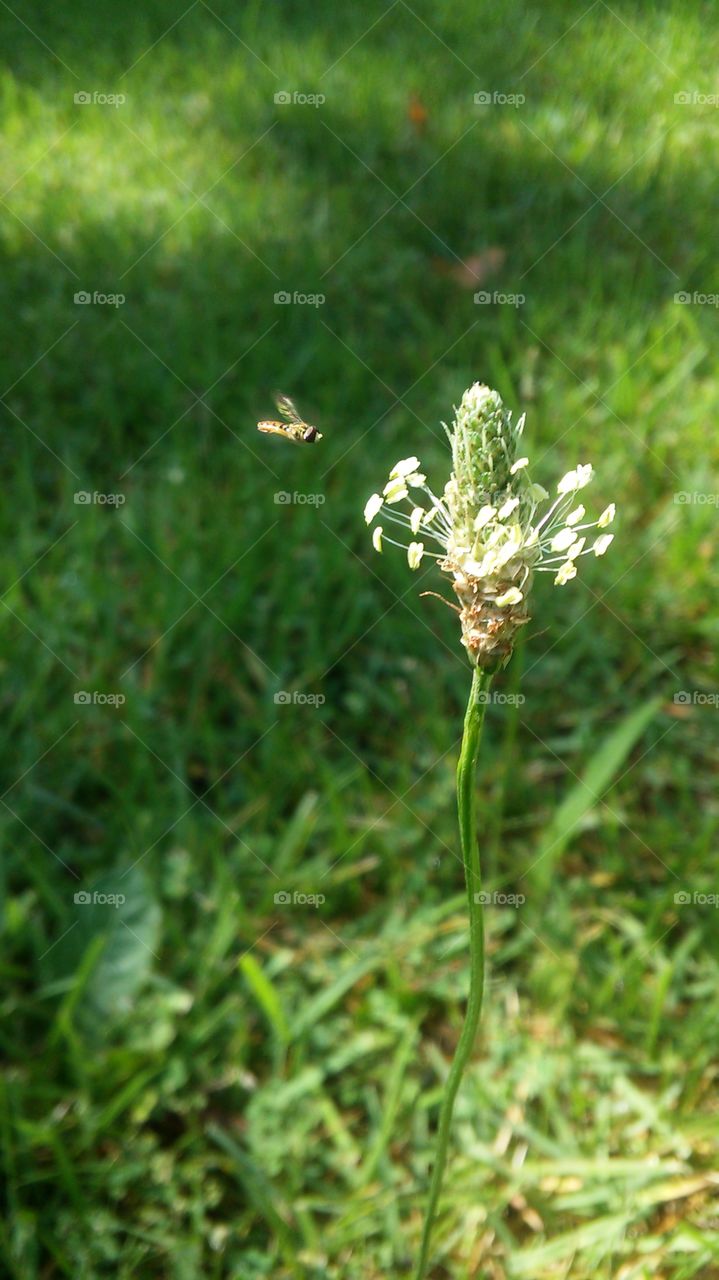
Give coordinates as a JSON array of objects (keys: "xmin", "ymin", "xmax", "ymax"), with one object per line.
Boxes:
[{"xmin": 414, "ymin": 665, "xmax": 493, "ymax": 1280}]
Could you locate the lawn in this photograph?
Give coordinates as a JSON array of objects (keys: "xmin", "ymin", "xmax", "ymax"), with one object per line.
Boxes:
[{"xmin": 1, "ymin": 1, "xmax": 718, "ymax": 1276}]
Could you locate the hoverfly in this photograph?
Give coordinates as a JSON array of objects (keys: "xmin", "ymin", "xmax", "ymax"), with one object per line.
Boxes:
[{"xmin": 257, "ymin": 393, "xmax": 323, "ymax": 445}]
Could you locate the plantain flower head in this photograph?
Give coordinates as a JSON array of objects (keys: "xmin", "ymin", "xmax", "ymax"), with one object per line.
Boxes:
[{"xmin": 364, "ymin": 383, "xmax": 616, "ymax": 671}]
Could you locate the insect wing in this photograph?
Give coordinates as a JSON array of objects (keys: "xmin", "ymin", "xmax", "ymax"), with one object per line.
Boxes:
[{"xmin": 273, "ymin": 393, "xmax": 303, "ymax": 425}]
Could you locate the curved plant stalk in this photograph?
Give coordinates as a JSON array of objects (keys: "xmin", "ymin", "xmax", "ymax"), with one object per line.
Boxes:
[
  {"xmin": 362, "ymin": 383, "xmax": 617, "ymax": 1276},
  {"xmin": 415, "ymin": 664, "xmax": 493, "ymax": 1280}
]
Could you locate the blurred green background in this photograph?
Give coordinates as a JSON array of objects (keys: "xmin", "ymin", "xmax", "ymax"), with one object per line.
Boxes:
[{"xmin": 1, "ymin": 2, "xmax": 718, "ymax": 1276}]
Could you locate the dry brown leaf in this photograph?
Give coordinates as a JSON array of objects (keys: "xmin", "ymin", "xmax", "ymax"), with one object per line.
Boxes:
[
  {"xmin": 432, "ymin": 247, "xmax": 507, "ymax": 288},
  {"xmin": 407, "ymin": 93, "xmax": 428, "ymax": 133}
]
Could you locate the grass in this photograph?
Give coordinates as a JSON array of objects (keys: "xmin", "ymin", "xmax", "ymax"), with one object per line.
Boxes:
[{"xmin": 1, "ymin": 0, "xmax": 718, "ymax": 1275}]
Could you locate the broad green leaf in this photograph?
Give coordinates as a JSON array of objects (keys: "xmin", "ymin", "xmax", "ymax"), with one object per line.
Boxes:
[{"xmin": 46, "ymin": 866, "xmax": 161, "ymax": 1035}]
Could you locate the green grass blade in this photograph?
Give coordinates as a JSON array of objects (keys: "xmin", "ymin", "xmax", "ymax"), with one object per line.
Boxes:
[
  {"xmin": 528, "ymin": 694, "xmax": 664, "ymax": 893},
  {"xmin": 239, "ymin": 952, "xmax": 290, "ymax": 1048}
]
